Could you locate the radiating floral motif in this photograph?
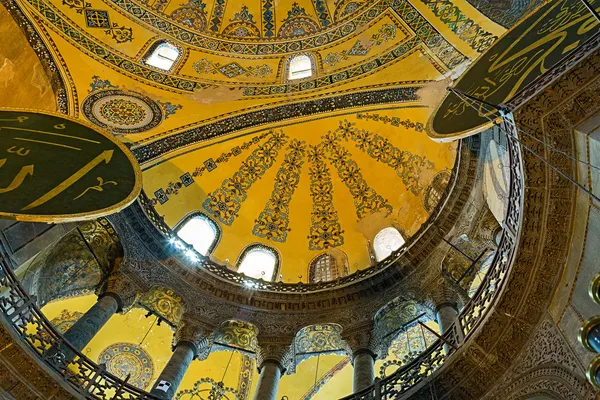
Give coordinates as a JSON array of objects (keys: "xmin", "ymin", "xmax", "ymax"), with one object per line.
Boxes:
[
  {"xmin": 322, "ymin": 129, "xmax": 392, "ymax": 220},
  {"xmin": 203, "ymin": 131, "xmax": 288, "ymax": 225},
  {"xmin": 307, "ymin": 144, "xmax": 344, "ymax": 250},
  {"xmin": 335, "ymin": 120, "xmax": 435, "ymax": 195},
  {"xmin": 222, "ymin": 5, "xmax": 260, "ymax": 37},
  {"xmin": 140, "ymin": 286, "xmax": 184, "ymax": 324},
  {"xmin": 253, "ymin": 140, "xmax": 306, "ymax": 242},
  {"xmin": 169, "ymin": 0, "xmax": 207, "ymax": 30},
  {"xmin": 213, "ymin": 320, "xmax": 259, "ymax": 354},
  {"xmin": 98, "ymin": 343, "xmax": 154, "ymax": 389}
]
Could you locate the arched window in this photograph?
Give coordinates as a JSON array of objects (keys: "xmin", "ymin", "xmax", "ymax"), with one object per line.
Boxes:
[
  {"xmin": 373, "ymin": 227, "xmax": 405, "ymax": 261},
  {"xmin": 237, "ymin": 244, "xmax": 279, "ymax": 281},
  {"xmin": 145, "ymin": 41, "xmax": 180, "ymax": 71},
  {"xmin": 309, "ymin": 253, "xmax": 339, "ymax": 282},
  {"xmin": 175, "ymin": 213, "xmax": 220, "ymax": 256},
  {"xmin": 288, "ymin": 54, "xmax": 314, "ymax": 80}
]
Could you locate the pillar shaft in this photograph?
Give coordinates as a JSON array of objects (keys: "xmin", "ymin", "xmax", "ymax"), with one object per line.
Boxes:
[
  {"xmin": 253, "ymin": 361, "xmax": 282, "ymax": 400},
  {"xmin": 436, "ymin": 303, "xmax": 459, "ymax": 334},
  {"xmin": 49, "ymin": 294, "xmax": 119, "ymax": 362},
  {"xmin": 150, "ymin": 342, "xmax": 195, "ymax": 399},
  {"xmin": 352, "ymin": 349, "xmax": 375, "ymax": 393}
]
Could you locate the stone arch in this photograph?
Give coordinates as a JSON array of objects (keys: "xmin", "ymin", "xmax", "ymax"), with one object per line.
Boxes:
[{"xmin": 16, "ymin": 218, "xmax": 123, "ymax": 306}]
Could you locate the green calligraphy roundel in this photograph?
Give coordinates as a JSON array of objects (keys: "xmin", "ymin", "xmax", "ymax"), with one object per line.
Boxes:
[
  {"xmin": 0, "ymin": 109, "xmax": 142, "ymax": 222},
  {"xmin": 428, "ymin": 0, "xmax": 600, "ymax": 141}
]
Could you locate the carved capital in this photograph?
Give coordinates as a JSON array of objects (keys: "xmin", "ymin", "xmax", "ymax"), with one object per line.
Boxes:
[
  {"xmin": 104, "ymin": 271, "xmax": 141, "ymax": 312},
  {"xmin": 342, "ymin": 323, "xmax": 376, "ymax": 360},
  {"xmin": 174, "ymin": 317, "xmax": 213, "ymax": 359},
  {"xmin": 255, "ymin": 336, "xmax": 294, "ymax": 372}
]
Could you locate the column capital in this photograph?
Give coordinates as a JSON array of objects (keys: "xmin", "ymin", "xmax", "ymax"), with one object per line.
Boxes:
[
  {"xmin": 342, "ymin": 323, "xmax": 377, "ymax": 361},
  {"xmin": 174, "ymin": 317, "xmax": 213, "ymax": 359},
  {"xmin": 103, "ymin": 271, "xmax": 141, "ymax": 312},
  {"xmin": 255, "ymin": 336, "xmax": 294, "ymax": 372}
]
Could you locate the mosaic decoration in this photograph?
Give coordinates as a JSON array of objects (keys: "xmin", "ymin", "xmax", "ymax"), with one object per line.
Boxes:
[
  {"xmin": 278, "ymin": 2, "xmax": 320, "ymax": 37},
  {"xmin": 169, "ymin": 0, "xmax": 208, "ymax": 30},
  {"xmin": 98, "ymin": 343, "xmax": 154, "ymax": 389},
  {"xmin": 375, "ymin": 298, "xmax": 419, "ymax": 339},
  {"xmin": 175, "ymin": 377, "xmax": 239, "ymax": 400},
  {"xmin": 222, "ymin": 5, "xmax": 260, "ymax": 37},
  {"xmin": 419, "ymin": 0, "xmax": 497, "ymax": 52},
  {"xmin": 379, "ymin": 319, "xmax": 437, "ymax": 377},
  {"xmin": 356, "ymin": 112, "xmax": 424, "ymax": 131},
  {"xmin": 236, "ymin": 355, "xmax": 253, "ymax": 400},
  {"xmin": 334, "ymin": 0, "xmax": 365, "ymax": 20},
  {"xmin": 323, "ymin": 24, "xmax": 396, "ymax": 66},
  {"xmin": 322, "ymin": 130, "xmax": 392, "ymax": 220},
  {"xmin": 313, "ymin": 0, "xmax": 332, "ymax": 27},
  {"xmin": 465, "ymin": 0, "xmax": 543, "ymax": 28},
  {"xmin": 252, "ymin": 139, "xmax": 306, "ymax": 242},
  {"xmin": 261, "ymin": 0, "xmax": 275, "ymax": 37},
  {"xmin": 82, "ymin": 90, "xmax": 163, "ymax": 134},
  {"xmin": 209, "ymin": 0, "xmax": 227, "ymax": 32},
  {"xmin": 151, "ymin": 132, "xmax": 270, "ymax": 205},
  {"xmin": 213, "ymin": 320, "xmax": 259, "ymax": 354},
  {"xmin": 139, "ymin": 286, "xmax": 185, "ymax": 324},
  {"xmin": 203, "ymin": 131, "xmax": 288, "ymax": 225},
  {"xmin": 49, "ymin": 309, "xmax": 83, "ymax": 333},
  {"xmin": 29, "ymin": 0, "xmax": 467, "ymax": 95},
  {"xmin": 294, "ymin": 324, "xmax": 345, "ymax": 361},
  {"xmin": 307, "ymin": 144, "xmax": 344, "ymax": 250},
  {"xmin": 193, "ymin": 59, "xmax": 272, "ymax": 78},
  {"xmin": 135, "ymin": 88, "xmax": 418, "ymax": 163},
  {"xmin": 300, "ymin": 358, "xmax": 350, "ymax": 400},
  {"xmin": 335, "ymin": 120, "xmax": 435, "ymax": 195},
  {"xmin": 83, "ymin": 76, "xmax": 181, "ymax": 133},
  {"xmin": 62, "ymin": 0, "xmax": 133, "ymax": 43}
]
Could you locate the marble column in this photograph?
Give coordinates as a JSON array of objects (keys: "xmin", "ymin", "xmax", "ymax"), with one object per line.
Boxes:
[
  {"xmin": 150, "ymin": 342, "xmax": 195, "ymax": 399},
  {"xmin": 253, "ymin": 360, "xmax": 283, "ymax": 400},
  {"xmin": 47, "ymin": 271, "xmax": 139, "ymax": 364},
  {"xmin": 352, "ymin": 348, "xmax": 376, "ymax": 392},
  {"xmin": 253, "ymin": 337, "xmax": 292, "ymax": 400},
  {"xmin": 435, "ymin": 302, "xmax": 459, "ymax": 334},
  {"xmin": 150, "ymin": 317, "xmax": 212, "ymax": 399}
]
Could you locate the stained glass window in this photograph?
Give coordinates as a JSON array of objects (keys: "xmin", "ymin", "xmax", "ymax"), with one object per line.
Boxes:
[
  {"xmin": 288, "ymin": 54, "xmax": 313, "ymax": 79},
  {"xmin": 309, "ymin": 253, "xmax": 339, "ymax": 282},
  {"xmin": 237, "ymin": 245, "xmax": 278, "ymax": 281},
  {"xmin": 176, "ymin": 214, "xmax": 219, "ymax": 256},
  {"xmin": 373, "ymin": 227, "xmax": 405, "ymax": 261},
  {"xmin": 146, "ymin": 42, "xmax": 179, "ymax": 71}
]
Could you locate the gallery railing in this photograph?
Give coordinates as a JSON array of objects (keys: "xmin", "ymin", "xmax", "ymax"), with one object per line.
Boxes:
[
  {"xmin": 341, "ymin": 118, "xmax": 523, "ymax": 399},
  {"xmin": 137, "ymin": 138, "xmax": 470, "ymax": 293},
  {"xmin": 0, "ymin": 254, "xmax": 161, "ymax": 400}
]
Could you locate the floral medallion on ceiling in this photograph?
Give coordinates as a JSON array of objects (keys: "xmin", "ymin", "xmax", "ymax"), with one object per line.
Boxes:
[{"xmin": 98, "ymin": 342, "xmax": 154, "ymax": 389}]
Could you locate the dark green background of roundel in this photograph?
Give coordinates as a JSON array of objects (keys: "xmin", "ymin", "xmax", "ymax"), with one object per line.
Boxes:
[
  {"xmin": 430, "ymin": 0, "xmax": 600, "ymax": 138},
  {"xmin": 0, "ymin": 110, "xmax": 141, "ymax": 221}
]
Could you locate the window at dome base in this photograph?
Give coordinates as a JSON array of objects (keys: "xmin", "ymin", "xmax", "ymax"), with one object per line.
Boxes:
[
  {"xmin": 288, "ymin": 54, "xmax": 313, "ymax": 80},
  {"xmin": 237, "ymin": 245, "xmax": 279, "ymax": 281},
  {"xmin": 373, "ymin": 227, "xmax": 405, "ymax": 261},
  {"xmin": 176, "ymin": 214, "xmax": 219, "ymax": 256},
  {"xmin": 145, "ymin": 42, "xmax": 179, "ymax": 71},
  {"xmin": 309, "ymin": 253, "xmax": 339, "ymax": 282}
]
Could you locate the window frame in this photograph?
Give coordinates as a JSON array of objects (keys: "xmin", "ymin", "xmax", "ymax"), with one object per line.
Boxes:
[
  {"xmin": 373, "ymin": 227, "xmax": 406, "ymax": 262},
  {"xmin": 235, "ymin": 243, "xmax": 280, "ymax": 282},
  {"xmin": 309, "ymin": 253, "xmax": 339, "ymax": 283},
  {"xmin": 174, "ymin": 211, "xmax": 221, "ymax": 256},
  {"xmin": 284, "ymin": 53, "xmax": 317, "ymax": 82},
  {"xmin": 141, "ymin": 40, "xmax": 183, "ymax": 73}
]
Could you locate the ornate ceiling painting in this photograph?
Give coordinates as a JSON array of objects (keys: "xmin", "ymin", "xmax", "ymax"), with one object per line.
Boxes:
[{"xmin": 0, "ymin": 0, "xmax": 549, "ymax": 397}]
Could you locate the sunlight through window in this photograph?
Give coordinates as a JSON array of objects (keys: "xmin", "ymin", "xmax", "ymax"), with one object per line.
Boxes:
[
  {"xmin": 374, "ymin": 227, "xmax": 405, "ymax": 261},
  {"xmin": 238, "ymin": 247, "xmax": 278, "ymax": 281},
  {"xmin": 146, "ymin": 42, "xmax": 179, "ymax": 71},
  {"xmin": 288, "ymin": 54, "xmax": 313, "ymax": 80},
  {"xmin": 176, "ymin": 215, "xmax": 218, "ymax": 256}
]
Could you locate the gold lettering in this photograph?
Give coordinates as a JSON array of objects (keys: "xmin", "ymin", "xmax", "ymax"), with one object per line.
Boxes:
[
  {"xmin": 0, "ymin": 165, "xmax": 34, "ymax": 193},
  {"xmin": 73, "ymin": 177, "xmax": 118, "ymax": 200},
  {"xmin": 22, "ymin": 150, "xmax": 114, "ymax": 211},
  {"xmin": 53, "ymin": 124, "xmax": 66, "ymax": 130},
  {"xmin": 7, "ymin": 146, "xmax": 30, "ymax": 156},
  {"xmin": 0, "ymin": 116, "xmax": 28, "ymax": 123}
]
